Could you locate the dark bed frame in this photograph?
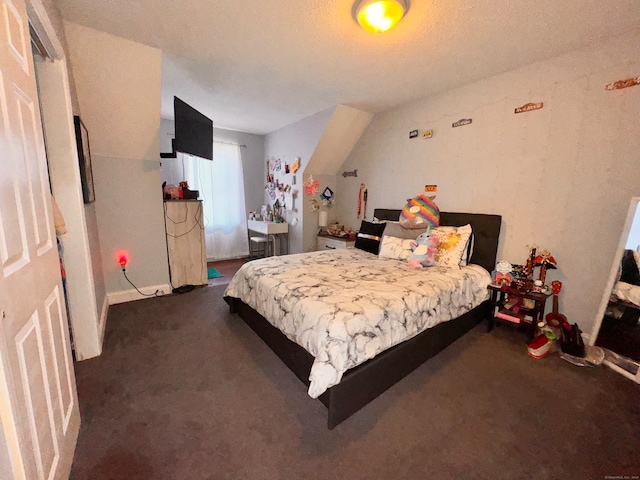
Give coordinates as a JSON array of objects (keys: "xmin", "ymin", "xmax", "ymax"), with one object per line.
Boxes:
[{"xmin": 225, "ymin": 210, "xmax": 502, "ymax": 428}]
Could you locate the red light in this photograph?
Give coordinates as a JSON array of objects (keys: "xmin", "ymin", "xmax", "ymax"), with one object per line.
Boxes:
[{"xmin": 115, "ymin": 250, "xmax": 129, "ymax": 268}]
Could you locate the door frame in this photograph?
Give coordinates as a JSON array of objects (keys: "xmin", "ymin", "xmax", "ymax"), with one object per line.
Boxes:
[{"xmin": 591, "ymin": 196, "xmax": 640, "ymax": 383}]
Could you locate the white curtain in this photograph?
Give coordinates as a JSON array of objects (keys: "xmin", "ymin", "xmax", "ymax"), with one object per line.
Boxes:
[{"xmin": 182, "ymin": 142, "xmax": 249, "ymax": 260}]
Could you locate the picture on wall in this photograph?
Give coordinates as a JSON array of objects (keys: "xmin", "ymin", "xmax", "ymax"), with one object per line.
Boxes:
[{"xmin": 74, "ymin": 115, "xmax": 95, "ymax": 204}]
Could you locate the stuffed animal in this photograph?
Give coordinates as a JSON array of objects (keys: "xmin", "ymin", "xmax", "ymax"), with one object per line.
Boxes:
[{"xmin": 408, "ymin": 233, "xmax": 438, "ymax": 268}]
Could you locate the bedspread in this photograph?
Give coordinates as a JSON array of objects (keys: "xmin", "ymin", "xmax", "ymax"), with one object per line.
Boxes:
[{"xmin": 224, "ymin": 248, "xmax": 491, "ymax": 398}]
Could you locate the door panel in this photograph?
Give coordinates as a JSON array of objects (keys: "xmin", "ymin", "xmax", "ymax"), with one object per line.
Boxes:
[
  {"xmin": 14, "ymin": 84, "xmax": 52, "ymax": 255},
  {"xmin": 44, "ymin": 287, "xmax": 74, "ymax": 433},
  {"xmin": 0, "ymin": 0, "xmax": 79, "ymax": 477},
  {"xmin": 16, "ymin": 313, "xmax": 59, "ymax": 480},
  {"xmin": 0, "ymin": 69, "xmax": 30, "ymax": 276}
]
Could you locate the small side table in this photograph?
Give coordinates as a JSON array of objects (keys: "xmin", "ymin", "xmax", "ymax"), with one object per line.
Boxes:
[{"xmin": 487, "ymin": 284, "xmax": 552, "ymax": 339}]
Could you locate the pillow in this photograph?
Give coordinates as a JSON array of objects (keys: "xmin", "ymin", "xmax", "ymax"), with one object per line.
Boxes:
[
  {"xmin": 379, "ymin": 235, "xmax": 414, "ymax": 261},
  {"xmin": 383, "ymin": 222, "xmax": 427, "ymax": 240},
  {"xmin": 433, "ymin": 224, "xmax": 474, "ymax": 266},
  {"xmin": 354, "ymin": 220, "xmax": 387, "ymax": 254},
  {"xmin": 431, "ymin": 224, "xmax": 472, "ymax": 268},
  {"xmin": 399, "ymin": 194, "xmax": 440, "ymax": 229}
]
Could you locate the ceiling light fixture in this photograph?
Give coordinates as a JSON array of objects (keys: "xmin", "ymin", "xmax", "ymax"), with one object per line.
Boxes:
[{"xmin": 354, "ymin": 0, "xmax": 407, "ymax": 34}]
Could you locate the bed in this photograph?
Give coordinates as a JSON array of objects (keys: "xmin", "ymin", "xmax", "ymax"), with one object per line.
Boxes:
[{"xmin": 224, "ymin": 209, "xmax": 502, "ymax": 428}]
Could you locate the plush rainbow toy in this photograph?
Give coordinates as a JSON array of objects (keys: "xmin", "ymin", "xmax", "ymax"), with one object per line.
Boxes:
[{"xmin": 399, "ymin": 194, "xmax": 440, "ymax": 229}]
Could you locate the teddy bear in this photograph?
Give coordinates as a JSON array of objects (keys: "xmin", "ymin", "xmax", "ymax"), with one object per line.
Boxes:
[{"xmin": 407, "ymin": 232, "xmax": 438, "ymax": 268}]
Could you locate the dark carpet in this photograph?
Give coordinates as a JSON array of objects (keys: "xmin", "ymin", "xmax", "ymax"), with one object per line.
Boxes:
[{"xmin": 70, "ymin": 285, "xmax": 640, "ymax": 480}]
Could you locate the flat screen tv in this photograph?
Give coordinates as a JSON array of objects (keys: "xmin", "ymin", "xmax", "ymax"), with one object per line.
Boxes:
[{"xmin": 174, "ymin": 96, "xmax": 213, "ymax": 160}]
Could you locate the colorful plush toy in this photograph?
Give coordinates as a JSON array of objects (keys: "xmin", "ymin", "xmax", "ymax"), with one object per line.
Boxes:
[
  {"xmin": 408, "ymin": 233, "xmax": 438, "ymax": 268},
  {"xmin": 399, "ymin": 194, "xmax": 440, "ymax": 229}
]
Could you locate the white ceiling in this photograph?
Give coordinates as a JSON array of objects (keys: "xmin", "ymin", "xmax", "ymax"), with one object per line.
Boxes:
[{"xmin": 55, "ymin": 0, "xmax": 640, "ymax": 135}]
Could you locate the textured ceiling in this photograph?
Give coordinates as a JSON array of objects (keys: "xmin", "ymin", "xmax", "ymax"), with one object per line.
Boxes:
[{"xmin": 55, "ymin": 0, "xmax": 640, "ymax": 135}]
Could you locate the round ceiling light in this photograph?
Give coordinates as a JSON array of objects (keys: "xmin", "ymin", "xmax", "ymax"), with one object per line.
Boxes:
[{"xmin": 355, "ymin": 0, "xmax": 407, "ymax": 34}]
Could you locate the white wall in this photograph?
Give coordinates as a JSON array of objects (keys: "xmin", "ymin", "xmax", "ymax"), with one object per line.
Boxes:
[
  {"xmin": 37, "ymin": 59, "xmax": 104, "ymax": 360},
  {"xmin": 265, "ymin": 107, "xmax": 335, "ymax": 253},
  {"xmin": 336, "ymin": 29, "xmax": 640, "ymax": 339},
  {"xmin": 32, "ymin": 0, "xmax": 106, "ymax": 359},
  {"xmin": 64, "ymin": 22, "xmax": 170, "ymax": 300},
  {"xmin": 159, "ymin": 118, "xmax": 265, "ymax": 215}
]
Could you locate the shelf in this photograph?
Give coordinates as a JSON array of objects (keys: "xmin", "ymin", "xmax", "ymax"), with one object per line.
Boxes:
[{"xmin": 495, "ymin": 309, "xmax": 525, "ymax": 324}]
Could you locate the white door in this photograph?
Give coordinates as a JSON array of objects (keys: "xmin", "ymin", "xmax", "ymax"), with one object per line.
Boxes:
[{"xmin": 0, "ymin": 0, "xmax": 80, "ymax": 478}]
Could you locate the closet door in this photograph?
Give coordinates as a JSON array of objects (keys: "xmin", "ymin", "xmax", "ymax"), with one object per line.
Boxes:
[{"xmin": 0, "ymin": 0, "xmax": 79, "ymax": 477}]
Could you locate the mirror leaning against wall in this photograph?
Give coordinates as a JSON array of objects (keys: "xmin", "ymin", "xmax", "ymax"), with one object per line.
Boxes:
[{"xmin": 592, "ymin": 197, "xmax": 640, "ymax": 383}]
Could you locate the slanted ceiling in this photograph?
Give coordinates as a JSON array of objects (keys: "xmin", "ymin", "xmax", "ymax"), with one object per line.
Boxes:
[{"xmin": 306, "ymin": 105, "xmax": 373, "ymax": 176}]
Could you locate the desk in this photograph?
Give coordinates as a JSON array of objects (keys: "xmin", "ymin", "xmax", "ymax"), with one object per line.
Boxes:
[{"xmin": 248, "ymin": 220, "xmax": 289, "ymax": 256}]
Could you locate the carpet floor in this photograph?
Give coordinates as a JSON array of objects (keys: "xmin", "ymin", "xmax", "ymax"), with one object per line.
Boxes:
[{"xmin": 70, "ymin": 285, "xmax": 640, "ymax": 479}]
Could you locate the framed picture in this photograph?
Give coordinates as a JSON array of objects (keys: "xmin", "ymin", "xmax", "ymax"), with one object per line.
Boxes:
[{"xmin": 74, "ymin": 115, "xmax": 95, "ymax": 204}]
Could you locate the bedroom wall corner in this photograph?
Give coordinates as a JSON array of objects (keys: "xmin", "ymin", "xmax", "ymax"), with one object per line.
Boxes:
[{"xmin": 265, "ymin": 107, "xmax": 335, "ymax": 254}]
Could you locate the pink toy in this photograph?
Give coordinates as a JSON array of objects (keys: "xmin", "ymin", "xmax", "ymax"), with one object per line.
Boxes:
[{"xmin": 407, "ymin": 233, "xmax": 438, "ymax": 268}]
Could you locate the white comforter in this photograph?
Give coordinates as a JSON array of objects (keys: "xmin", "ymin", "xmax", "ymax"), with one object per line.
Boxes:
[{"xmin": 224, "ymin": 248, "xmax": 491, "ymax": 398}]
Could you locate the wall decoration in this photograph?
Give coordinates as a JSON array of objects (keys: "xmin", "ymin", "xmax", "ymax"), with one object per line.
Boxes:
[
  {"xmin": 303, "ymin": 175, "xmax": 320, "ymax": 196},
  {"xmin": 291, "ymin": 158, "xmax": 300, "ymax": 173},
  {"xmin": 424, "ymin": 185, "xmax": 437, "ymax": 193},
  {"xmin": 342, "ymin": 169, "xmax": 358, "ymax": 178},
  {"xmin": 409, "ymin": 129, "xmax": 419, "ymax": 138},
  {"xmin": 357, "ymin": 183, "xmax": 366, "ymax": 219},
  {"xmin": 422, "ymin": 129, "xmax": 433, "ymax": 139},
  {"xmin": 73, "ymin": 116, "xmax": 95, "ymax": 203},
  {"xmin": 514, "ymin": 102, "xmax": 544, "ymax": 114},
  {"xmin": 452, "ymin": 118, "xmax": 472, "ymax": 128},
  {"xmin": 266, "ymin": 182, "xmax": 276, "ymax": 200},
  {"xmin": 605, "ymin": 77, "xmax": 640, "ymax": 90},
  {"xmin": 275, "ymin": 158, "xmax": 282, "ymax": 171},
  {"xmin": 269, "ymin": 158, "xmax": 276, "ymax": 171},
  {"xmin": 285, "ymin": 163, "xmax": 290, "ymax": 174}
]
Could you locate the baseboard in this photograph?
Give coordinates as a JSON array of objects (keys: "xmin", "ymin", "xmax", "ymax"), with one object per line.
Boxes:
[
  {"xmin": 98, "ymin": 294, "xmax": 109, "ymax": 342},
  {"xmin": 107, "ymin": 283, "xmax": 171, "ymax": 305}
]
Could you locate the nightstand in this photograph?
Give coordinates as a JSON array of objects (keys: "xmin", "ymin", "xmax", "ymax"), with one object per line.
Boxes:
[
  {"xmin": 316, "ymin": 233, "xmax": 355, "ymax": 251},
  {"xmin": 487, "ymin": 284, "xmax": 551, "ymax": 339}
]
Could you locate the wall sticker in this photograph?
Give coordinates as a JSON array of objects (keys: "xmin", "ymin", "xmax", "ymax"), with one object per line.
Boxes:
[
  {"xmin": 452, "ymin": 119, "xmax": 472, "ymax": 128},
  {"xmin": 605, "ymin": 77, "xmax": 640, "ymax": 90},
  {"xmin": 515, "ymin": 102, "xmax": 544, "ymax": 114}
]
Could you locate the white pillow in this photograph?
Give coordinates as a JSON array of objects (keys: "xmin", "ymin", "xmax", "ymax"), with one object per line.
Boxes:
[
  {"xmin": 431, "ymin": 224, "xmax": 473, "ymax": 268},
  {"xmin": 379, "ymin": 235, "xmax": 414, "ymax": 261}
]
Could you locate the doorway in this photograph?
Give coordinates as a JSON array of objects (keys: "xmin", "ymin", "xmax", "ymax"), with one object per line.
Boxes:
[{"xmin": 592, "ymin": 197, "xmax": 640, "ymax": 383}]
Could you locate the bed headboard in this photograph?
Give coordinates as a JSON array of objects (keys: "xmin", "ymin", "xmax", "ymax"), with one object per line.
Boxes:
[{"xmin": 372, "ymin": 209, "xmax": 502, "ymax": 272}]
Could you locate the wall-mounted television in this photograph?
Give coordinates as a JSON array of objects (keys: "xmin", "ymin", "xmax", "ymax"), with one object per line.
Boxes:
[{"xmin": 174, "ymin": 96, "xmax": 213, "ymax": 160}]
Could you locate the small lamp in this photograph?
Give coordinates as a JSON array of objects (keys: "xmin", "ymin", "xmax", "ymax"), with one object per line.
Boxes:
[
  {"xmin": 318, "ymin": 210, "xmax": 328, "ymax": 234},
  {"xmin": 354, "ymin": 0, "xmax": 407, "ymax": 34}
]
